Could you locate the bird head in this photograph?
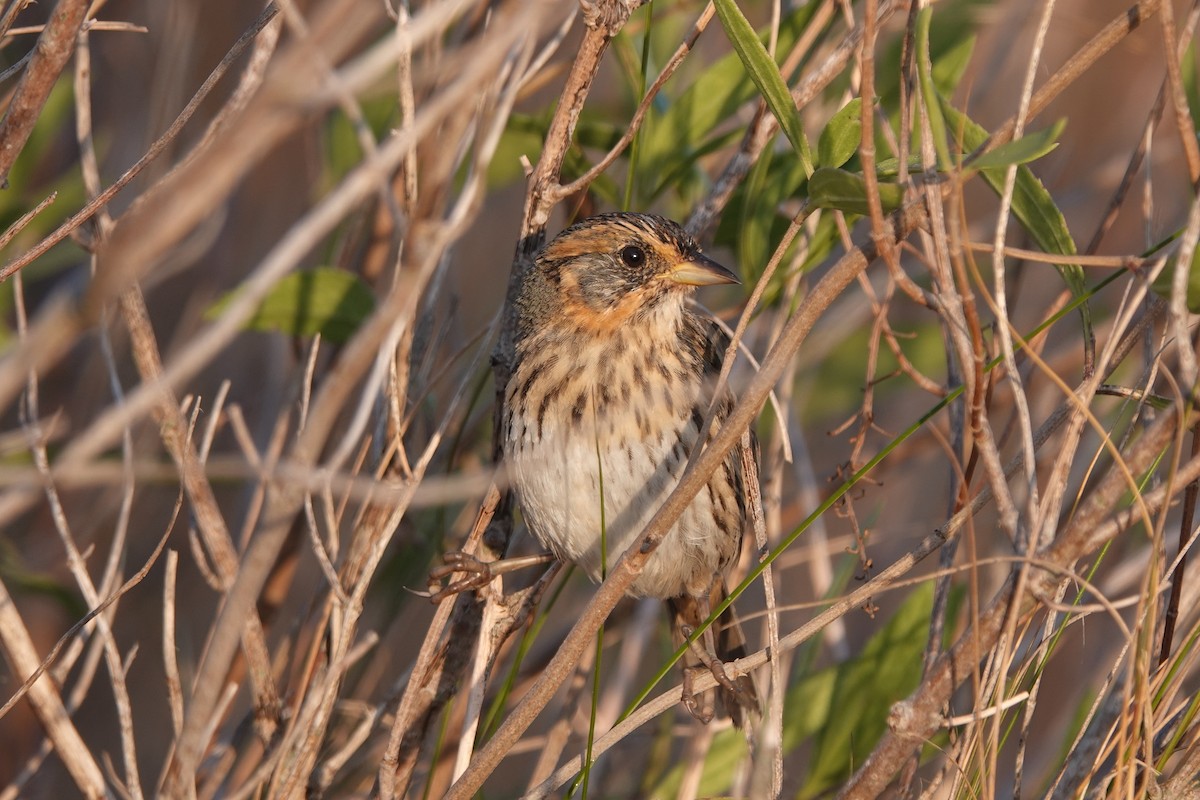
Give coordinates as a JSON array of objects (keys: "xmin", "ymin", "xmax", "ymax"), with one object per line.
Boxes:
[{"xmin": 534, "ymin": 213, "xmax": 739, "ymax": 326}]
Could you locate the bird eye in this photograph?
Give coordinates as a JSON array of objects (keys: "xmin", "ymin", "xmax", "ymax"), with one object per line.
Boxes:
[{"xmin": 619, "ymin": 245, "xmax": 646, "ymax": 268}]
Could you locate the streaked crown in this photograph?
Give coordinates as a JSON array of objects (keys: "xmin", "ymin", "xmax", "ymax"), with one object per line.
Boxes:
[{"xmin": 535, "ymin": 213, "xmax": 738, "ymax": 316}]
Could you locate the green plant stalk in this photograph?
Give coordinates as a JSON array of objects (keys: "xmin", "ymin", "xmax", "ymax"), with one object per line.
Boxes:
[
  {"xmin": 569, "ymin": 403, "xmax": 611, "ymax": 796},
  {"xmin": 570, "ymin": 625, "xmax": 606, "ymax": 799},
  {"xmin": 914, "ymin": 6, "xmax": 953, "ymax": 171},
  {"xmin": 1156, "ymin": 624, "xmax": 1200, "ymax": 767},
  {"xmin": 421, "ymin": 700, "xmax": 455, "ymax": 800}
]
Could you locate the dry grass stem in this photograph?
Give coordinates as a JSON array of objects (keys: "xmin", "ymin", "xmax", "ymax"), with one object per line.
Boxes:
[{"xmin": 2, "ymin": 0, "xmax": 1199, "ymax": 796}]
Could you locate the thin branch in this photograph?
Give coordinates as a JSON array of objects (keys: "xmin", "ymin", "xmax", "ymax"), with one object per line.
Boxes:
[{"xmin": 0, "ymin": 0, "xmax": 90, "ymax": 183}]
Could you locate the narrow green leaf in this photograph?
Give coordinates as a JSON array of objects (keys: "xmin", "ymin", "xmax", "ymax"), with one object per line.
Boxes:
[
  {"xmin": 205, "ymin": 268, "xmax": 375, "ymax": 344},
  {"xmin": 915, "ymin": 7, "xmax": 953, "ymax": 170},
  {"xmin": 651, "ymin": 658, "xmax": 838, "ymax": 797},
  {"xmin": 940, "ymin": 99, "xmax": 1087, "ymax": 285},
  {"xmin": 939, "ymin": 97, "xmax": 1092, "ymax": 354},
  {"xmin": 966, "ymin": 118, "xmax": 1065, "ymax": 172},
  {"xmin": 807, "ymin": 167, "xmax": 903, "ymax": 216},
  {"xmin": 713, "ymin": 0, "xmax": 813, "ymax": 174},
  {"xmin": 817, "ymin": 97, "xmax": 863, "ymax": 169},
  {"xmin": 799, "ymin": 584, "xmax": 939, "ymax": 799},
  {"xmin": 641, "ymin": 3, "xmax": 820, "ymax": 204}
]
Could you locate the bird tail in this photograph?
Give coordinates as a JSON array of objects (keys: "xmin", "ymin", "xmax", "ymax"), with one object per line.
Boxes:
[{"xmin": 668, "ymin": 582, "xmax": 759, "ymax": 729}]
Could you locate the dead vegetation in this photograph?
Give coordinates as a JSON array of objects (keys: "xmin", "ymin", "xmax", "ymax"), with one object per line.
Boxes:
[{"xmin": 1, "ymin": 0, "xmax": 1199, "ymax": 797}]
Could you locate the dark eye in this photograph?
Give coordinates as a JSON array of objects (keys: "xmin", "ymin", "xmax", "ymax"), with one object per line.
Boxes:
[{"xmin": 619, "ymin": 245, "xmax": 646, "ymax": 268}]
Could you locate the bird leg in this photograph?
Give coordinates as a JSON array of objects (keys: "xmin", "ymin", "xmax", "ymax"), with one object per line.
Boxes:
[
  {"xmin": 670, "ymin": 585, "xmax": 759, "ymax": 727},
  {"xmin": 677, "ymin": 622, "xmax": 753, "ymax": 724},
  {"xmin": 428, "ymin": 551, "xmax": 556, "ymax": 602}
]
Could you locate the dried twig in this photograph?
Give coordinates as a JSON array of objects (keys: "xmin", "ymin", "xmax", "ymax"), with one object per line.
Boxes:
[{"xmin": 0, "ymin": 0, "xmax": 90, "ymax": 183}]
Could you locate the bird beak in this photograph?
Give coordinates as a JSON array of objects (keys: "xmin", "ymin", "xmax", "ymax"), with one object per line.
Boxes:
[{"xmin": 668, "ymin": 253, "xmax": 741, "ymax": 286}]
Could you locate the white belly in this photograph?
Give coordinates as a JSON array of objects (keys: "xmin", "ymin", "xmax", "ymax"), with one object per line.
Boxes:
[
  {"xmin": 502, "ymin": 306, "xmax": 745, "ymax": 600},
  {"xmin": 505, "ymin": 390, "xmax": 726, "ymax": 599}
]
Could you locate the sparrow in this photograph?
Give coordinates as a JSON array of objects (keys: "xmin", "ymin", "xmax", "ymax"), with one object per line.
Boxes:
[{"xmin": 501, "ymin": 212, "xmax": 759, "ymax": 725}]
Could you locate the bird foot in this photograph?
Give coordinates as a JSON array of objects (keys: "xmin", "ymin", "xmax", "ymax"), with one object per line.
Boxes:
[
  {"xmin": 427, "ymin": 551, "xmax": 555, "ymax": 603},
  {"xmin": 681, "ymin": 666, "xmax": 716, "ymax": 724},
  {"xmin": 678, "ymin": 625, "xmax": 757, "ymax": 723},
  {"xmin": 427, "ymin": 552, "xmax": 492, "ymax": 602}
]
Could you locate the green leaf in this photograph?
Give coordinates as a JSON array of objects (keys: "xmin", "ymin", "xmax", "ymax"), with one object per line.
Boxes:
[
  {"xmin": 321, "ymin": 98, "xmax": 399, "ymax": 188},
  {"xmin": 874, "ymin": 155, "xmax": 925, "ymax": 177},
  {"xmin": 796, "ymin": 211, "xmax": 843, "ymax": 273},
  {"xmin": 639, "ymin": 3, "xmax": 819, "ymax": 206},
  {"xmin": 931, "ymin": 32, "xmax": 978, "ymax": 96},
  {"xmin": 639, "ymin": 53, "xmax": 752, "ymax": 198},
  {"xmin": 817, "ymin": 97, "xmax": 863, "ymax": 169},
  {"xmin": 807, "ymin": 167, "xmax": 903, "ymax": 216},
  {"xmin": 877, "ymin": 0, "xmax": 984, "ymax": 111},
  {"xmin": 939, "ymin": 99, "xmax": 1076, "ymax": 264},
  {"xmin": 651, "ymin": 583, "xmax": 951, "ymax": 799},
  {"xmin": 939, "ymin": 97, "xmax": 1091, "ymax": 340},
  {"xmin": 713, "ymin": 0, "xmax": 813, "ymax": 175},
  {"xmin": 206, "ymin": 268, "xmax": 375, "ymax": 344},
  {"xmin": 799, "ymin": 583, "xmax": 939, "ymax": 798},
  {"xmin": 915, "ymin": 7, "xmax": 953, "ymax": 170},
  {"xmin": 713, "ymin": 143, "xmax": 810, "ymax": 302},
  {"xmin": 966, "ymin": 119, "xmax": 1066, "ymax": 172},
  {"xmin": 647, "ymin": 128, "xmax": 744, "ymax": 202},
  {"xmin": 651, "ymin": 656, "xmax": 839, "ymax": 798},
  {"xmin": 737, "ymin": 143, "xmax": 777, "ymax": 276}
]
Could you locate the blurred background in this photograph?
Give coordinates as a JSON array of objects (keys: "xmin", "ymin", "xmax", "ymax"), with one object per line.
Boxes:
[{"xmin": 0, "ymin": 0, "xmax": 1197, "ymax": 797}]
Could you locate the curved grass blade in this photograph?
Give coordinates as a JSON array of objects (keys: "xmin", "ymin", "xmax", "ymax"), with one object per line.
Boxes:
[
  {"xmin": 939, "ymin": 97, "xmax": 1092, "ymax": 355},
  {"xmin": 713, "ymin": 0, "xmax": 813, "ymax": 175},
  {"xmin": 966, "ymin": 118, "xmax": 1065, "ymax": 172}
]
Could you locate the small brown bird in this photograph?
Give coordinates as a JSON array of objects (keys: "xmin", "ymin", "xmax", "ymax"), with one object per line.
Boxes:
[{"xmin": 502, "ymin": 212, "xmax": 758, "ymax": 725}]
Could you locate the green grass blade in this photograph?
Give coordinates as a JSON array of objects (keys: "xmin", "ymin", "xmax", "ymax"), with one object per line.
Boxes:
[{"xmin": 713, "ymin": 0, "xmax": 813, "ymax": 175}]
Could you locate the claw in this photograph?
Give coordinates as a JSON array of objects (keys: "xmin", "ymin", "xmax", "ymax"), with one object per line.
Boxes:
[
  {"xmin": 427, "ymin": 552, "xmax": 494, "ymax": 602},
  {"xmin": 427, "ymin": 551, "xmax": 558, "ymax": 603},
  {"xmin": 677, "ymin": 624, "xmax": 758, "ymax": 723},
  {"xmin": 705, "ymin": 656, "xmax": 741, "ymax": 696},
  {"xmin": 681, "ymin": 667, "xmax": 715, "ymax": 724}
]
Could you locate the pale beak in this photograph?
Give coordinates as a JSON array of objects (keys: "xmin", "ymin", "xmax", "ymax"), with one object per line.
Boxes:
[{"xmin": 668, "ymin": 253, "xmax": 740, "ymax": 286}]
